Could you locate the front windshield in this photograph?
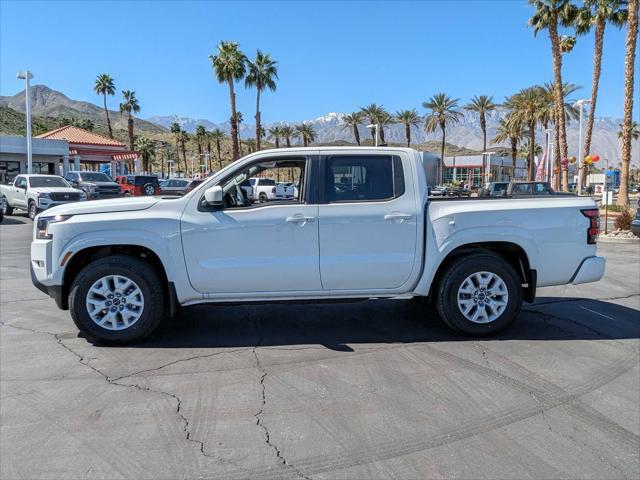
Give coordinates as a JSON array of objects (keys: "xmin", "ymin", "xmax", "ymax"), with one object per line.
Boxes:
[
  {"xmin": 80, "ymin": 172, "xmax": 111, "ymax": 182},
  {"xmin": 29, "ymin": 176, "xmax": 70, "ymax": 188}
]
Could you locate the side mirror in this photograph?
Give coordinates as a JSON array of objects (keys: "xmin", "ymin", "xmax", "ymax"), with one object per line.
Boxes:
[{"xmin": 204, "ymin": 185, "xmax": 223, "ymax": 205}]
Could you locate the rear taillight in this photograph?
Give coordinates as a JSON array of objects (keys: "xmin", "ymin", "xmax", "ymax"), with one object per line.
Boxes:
[
  {"xmin": 581, "ymin": 208, "xmax": 600, "ymax": 244},
  {"xmin": 271, "ymin": 187, "xmax": 276, "ymax": 194}
]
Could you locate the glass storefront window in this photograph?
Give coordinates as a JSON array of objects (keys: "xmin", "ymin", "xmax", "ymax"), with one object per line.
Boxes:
[{"xmin": 0, "ymin": 162, "xmax": 20, "ymax": 185}]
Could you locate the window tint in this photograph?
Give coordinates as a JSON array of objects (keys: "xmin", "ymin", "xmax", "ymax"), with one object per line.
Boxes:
[
  {"xmin": 29, "ymin": 176, "xmax": 69, "ymax": 188},
  {"xmin": 535, "ymin": 183, "xmax": 549, "ymax": 193},
  {"xmin": 325, "ymin": 155, "xmax": 404, "ymax": 202},
  {"xmin": 259, "ymin": 178, "xmax": 276, "ymax": 186},
  {"xmin": 16, "ymin": 176, "xmax": 27, "ymax": 188}
]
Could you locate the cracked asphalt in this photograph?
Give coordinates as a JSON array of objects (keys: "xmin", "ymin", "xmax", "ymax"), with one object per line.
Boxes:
[{"xmin": 1, "ymin": 215, "xmax": 639, "ymax": 480}]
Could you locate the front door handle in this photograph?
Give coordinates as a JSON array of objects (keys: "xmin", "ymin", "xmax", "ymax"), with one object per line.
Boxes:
[
  {"xmin": 384, "ymin": 212, "xmax": 412, "ymax": 222},
  {"xmin": 286, "ymin": 214, "xmax": 316, "ymax": 224}
]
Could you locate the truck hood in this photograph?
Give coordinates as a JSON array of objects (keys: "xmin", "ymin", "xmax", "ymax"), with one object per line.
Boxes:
[
  {"xmin": 44, "ymin": 196, "xmax": 160, "ymax": 217},
  {"xmin": 31, "ymin": 187, "xmax": 82, "ymax": 195}
]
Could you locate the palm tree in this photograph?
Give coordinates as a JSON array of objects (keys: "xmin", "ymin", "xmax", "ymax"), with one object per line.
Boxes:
[
  {"xmin": 195, "ymin": 125, "xmax": 206, "ymax": 161},
  {"xmin": 135, "ymin": 136, "xmax": 156, "ymax": 173},
  {"xmin": 423, "ymin": 93, "xmax": 463, "ymax": 184},
  {"xmin": 178, "ymin": 130, "xmax": 189, "ymax": 176},
  {"xmin": 205, "ymin": 131, "xmax": 213, "ymax": 172},
  {"xmin": 395, "ymin": 109, "xmax": 422, "ymax": 147},
  {"xmin": 341, "ymin": 112, "xmax": 364, "ymax": 146},
  {"xmin": 209, "ymin": 128, "xmax": 226, "ymax": 170},
  {"xmin": 119, "ymin": 90, "xmax": 140, "ymax": 151},
  {"xmin": 93, "ymin": 74, "xmax": 115, "ymax": 138},
  {"xmin": 377, "ymin": 109, "xmax": 394, "ymax": 144},
  {"xmin": 618, "ymin": 121, "xmax": 640, "ymax": 140},
  {"xmin": 245, "ymin": 50, "xmax": 278, "ymax": 152},
  {"xmin": 210, "ymin": 41, "xmax": 247, "ymax": 161},
  {"xmin": 360, "ymin": 103, "xmax": 385, "ymax": 144},
  {"xmin": 529, "ymin": 0, "xmax": 579, "ymax": 175},
  {"xmin": 280, "ymin": 125, "xmax": 295, "ymax": 147},
  {"xmin": 505, "ymin": 86, "xmax": 548, "ymax": 181},
  {"xmin": 618, "ymin": 0, "xmax": 638, "ymax": 207},
  {"xmin": 559, "ymin": 34, "xmax": 577, "ymax": 52},
  {"xmin": 268, "ymin": 126, "xmax": 282, "ymax": 148},
  {"xmin": 295, "ymin": 123, "xmax": 316, "ymax": 147},
  {"xmin": 465, "ymin": 95, "xmax": 498, "ymax": 179},
  {"xmin": 493, "ymin": 116, "xmax": 524, "ymax": 173},
  {"xmin": 576, "ymin": 1, "xmax": 628, "ymax": 164},
  {"xmin": 170, "ymin": 122, "xmax": 183, "ymax": 175}
]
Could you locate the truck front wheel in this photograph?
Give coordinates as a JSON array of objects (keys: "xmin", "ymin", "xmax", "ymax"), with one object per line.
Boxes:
[
  {"xmin": 436, "ymin": 253, "xmax": 522, "ymax": 336},
  {"xmin": 28, "ymin": 200, "xmax": 38, "ymax": 220},
  {"xmin": 69, "ymin": 255, "xmax": 166, "ymax": 344},
  {"xmin": 2, "ymin": 196, "xmax": 12, "ymax": 216}
]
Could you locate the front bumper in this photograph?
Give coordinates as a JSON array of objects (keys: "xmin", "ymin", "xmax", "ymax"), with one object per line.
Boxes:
[
  {"xmin": 30, "ymin": 262, "xmax": 66, "ymax": 309},
  {"xmin": 38, "ymin": 198, "xmax": 82, "ymax": 209},
  {"xmin": 571, "ymin": 256, "xmax": 606, "ymax": 285}
]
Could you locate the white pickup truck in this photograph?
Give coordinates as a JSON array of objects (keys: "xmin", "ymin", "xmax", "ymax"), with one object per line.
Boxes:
[
  {"xmin": 2, "ymin": 174, "xmax": 85, "ymax": 220},
  {"xmin": 30, "ymin": 147, "xmax": 605, "ymax": 344}
]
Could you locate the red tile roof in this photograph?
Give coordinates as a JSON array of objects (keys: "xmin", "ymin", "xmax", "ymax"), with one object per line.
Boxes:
[{"xmin": 36, "ymin": 125, "xmax": 126, "ymax": 147}]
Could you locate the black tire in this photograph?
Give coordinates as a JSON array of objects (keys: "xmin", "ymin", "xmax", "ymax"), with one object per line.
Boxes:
[
  {"xmin": 124, "ymin": 191, "xmax": 131, "ymax": 197},
  {"xmin": 2, "ymin": 196, "xmax": 13, "ymax": 216},
  {"xmin": 259, "ymin": 192, "xmax": 267, "ymax": 203},
  {"xmin": 142, "ymin": 183, "xmax": 156, "ymax": 196},
  {"xmin": 28, "ymin": 200, "xmax": 38, "ymax": 220},
  {"xmin": 435, "ymin": 252, "xmax": 522, "ymax": 336},
  {"xmin": 69, "ymin": 255, "xmax": 166, "ymax": 344}
]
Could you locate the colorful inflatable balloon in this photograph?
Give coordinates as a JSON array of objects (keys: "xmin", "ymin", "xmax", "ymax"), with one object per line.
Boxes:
[
  {"xmin": 569, "ymin": 156, "xmax": 577, "ymax": 164},
  {"xmin": 561, "ymin": 158, "xmax": 569, "ymax": 167},
  {"xmin": 584, "ymin": 155, "xmax": 593, "ymax": 164},
  {"xmin": 591, "ymin": 154, "xmax": 600, "ymax": 163}
]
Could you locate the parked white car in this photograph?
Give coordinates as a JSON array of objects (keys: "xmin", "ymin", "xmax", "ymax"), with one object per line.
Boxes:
[
  {"xmin": 249, "ymin": 177, "xmax": 276, "ymax": 202},
  {"xmin": 1, "ymin": 174, "xmax": 85, "ymax": 220},
  {"xmin": 275, "ymin": 182, "xmax": 296, "ymax": 200},
  {"xmin": 30, "ymin": 147, "xmax": 605, "ymax": 344}
]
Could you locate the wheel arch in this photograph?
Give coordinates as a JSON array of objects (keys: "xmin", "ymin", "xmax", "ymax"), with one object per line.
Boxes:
[{"xmin": 424, "ymin": 241, "xmax": 536, "ymax": 303}]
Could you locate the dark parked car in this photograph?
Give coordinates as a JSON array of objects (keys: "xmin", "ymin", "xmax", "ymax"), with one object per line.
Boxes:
[
  {"xmin": 631, "ymin": 200, "xmax": 640, "ymax": 237},
  {"xmin": 116, "ymin": 175, "xmax": 160, "ymax": 196},
  {"xmin": 64, "ymin": 171, "xmax": 121, "ymax": 199}
]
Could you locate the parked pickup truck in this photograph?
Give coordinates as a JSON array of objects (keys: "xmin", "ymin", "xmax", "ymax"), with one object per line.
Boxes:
[
  {"xmin": 30, "ymin": 147, "xmax": 605, "ymax": 344},
  {"xmin": 2, "ymin": 174, "xmax": 85, "ymax": 220},
  {"xmin": 64, "ymin": 171, "xmax": 121, "ymax": 199}
]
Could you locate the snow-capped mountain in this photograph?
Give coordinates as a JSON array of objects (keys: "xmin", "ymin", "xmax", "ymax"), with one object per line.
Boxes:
[{"xmin": 148, "ymin": 108, "xmax": 637, "ymax": 165}]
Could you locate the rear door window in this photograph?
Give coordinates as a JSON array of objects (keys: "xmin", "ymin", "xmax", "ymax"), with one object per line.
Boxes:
[{"xmin": 324, "ymin": 155, "xmax": 404, "ymax": 203}]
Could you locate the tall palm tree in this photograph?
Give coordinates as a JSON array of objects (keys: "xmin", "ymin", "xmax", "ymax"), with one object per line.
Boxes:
[
  {"xmin": 493, "ymin": 116, "xmax": 524, "ymax": 174},
  {"xmin": 205, "ymin": 130, "xmax": 213, "ymax": 172},
  {"xmin": 268, "ymin": 126, "xmax": 282, "ymax": 148},
  {"xmin": 177, "ymin": 130, "xmax": 189, "ymax": 176},
  {"xmin": 236, "ymin": 111, "xmax": 244, "ymax": 156},
  {"xmin": 395, "ymin": 109, "xmax": 422, "ymax": 147},
  {"xmin": 505, "ymin": 86, "xmax": 548, "ymax": 181},
  {"xmin": 618, "ymin": 121, "xmax": 640, "ymax": 140},
  {"xmin": 576, "ymin": 1, "xmax": 628, "ymax": 163},
  {"xmin": 559, "ymin": 34, "xmax": 577, "ymax": 51},
  {"xmin": 529, "ymin": 0, "xmax": 579, "ymax": 175},
  {"xmin": 295, "ymin": 123, "xmax": 316, "ymax": 147},
  {"xmin": 465, "ymin": 95, "xmax": 498, "ymax": 179},
  {"xmin": 341, "ymin": 112, "xmax": 364, "ymax": 146},
  {"xmin": 209, "ymin": 128, "xmax": 226, "ymax": 170},
  {"xmin": 377, "ymin": 109, "xmax": 394, "ymax": 144},
  {"xmin": 93, "ymin": 74, "xmax": 115, "ymax": 138},
  {"xmin": 423, "ymin": 93, "xmax": 463, "ymax": 184},
  {"xmin": 195, "ymin": 125, "xmax": 206, "ymax": 161},
  {"xmin": 280, "ymin": 125, "xmax": 295, "ymax": 147},
  {"xmin": 360, "ymin": 103, "xmax": 385, "ymax": 144},
  {"xmin": 618, "ymin": 0, "xmax": 638, "ymax": 206},
  {"xmin": 170, "ymin": 123, "xmax": 183, "ymax": 175},
  {"xmin": 210, "ymin": 41, "xmax": 247, "ymax": 161},
  {"xmin": 245, "ymin": 50, "xmax": 278, "ymax": 152},
  {"xmin": 135, "ymin": 136, "xmax": 156, "ymax": 173},
  {"xmin": 119, "ymin": 90, "xmax": 140, "ymax": 151}
]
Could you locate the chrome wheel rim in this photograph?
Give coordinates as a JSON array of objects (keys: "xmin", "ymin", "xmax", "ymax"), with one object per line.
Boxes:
[
  {"xmin": 144, "ymin": 185, "xmax": 155, "ymax": 195},
  {"xmin": 457, "ymin": 271, "xmax": 509, "ymax": 324},
  {"xmin": 86, "ymin": 275, "xmax": 144, "ymax": 330}
]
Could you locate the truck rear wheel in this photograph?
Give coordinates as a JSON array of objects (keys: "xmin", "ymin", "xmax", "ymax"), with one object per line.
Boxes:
[
  {"xmin": 28, "ymin": 200, "xmax": 38, "ymax": 220},
  {"xmin": 435, "ymin": 253, "xmax": 522, "ymax": 336},
  {"xmin": 69, "ymin": 255, "xmax": 166, "ymax": 344}
]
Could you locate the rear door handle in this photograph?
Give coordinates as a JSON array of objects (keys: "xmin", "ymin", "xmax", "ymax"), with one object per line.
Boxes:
[
  {"xmin": 384, "ymin": 212, "xmax": 412, "ymax": 222},
  {"xmin": 286, "ymin": 215, "xmax": 316, "ymax": 224}
]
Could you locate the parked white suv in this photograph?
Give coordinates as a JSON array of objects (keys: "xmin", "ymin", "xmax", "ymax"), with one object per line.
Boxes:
[
  {"xmin": 250, "ymin": 177, "xmax": 276, "ymax": 202},
  {"xmin": 30, "ymin": 147, "xmax": 605, "ymax": 344},
  {"xmin": 1, "ymin": 174, "xmax": 85, "ymax": 220}
]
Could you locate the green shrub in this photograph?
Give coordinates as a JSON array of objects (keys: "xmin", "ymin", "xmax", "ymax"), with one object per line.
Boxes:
[
  {"xmin": 605, "ymin": 204, "xmax": 628, "ymax": 213},
  {"xmin": 614, "ymin": 209, "xmax": 634, "ymax": 231}
]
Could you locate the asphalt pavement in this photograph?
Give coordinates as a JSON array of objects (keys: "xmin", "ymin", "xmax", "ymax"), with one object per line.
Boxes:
[{"xmin": 1, "ymin": 214, "xmax": 639, "ymax": 479}]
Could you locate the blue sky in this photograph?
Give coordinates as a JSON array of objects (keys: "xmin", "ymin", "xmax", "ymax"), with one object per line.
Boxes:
[{"xmin": 0, "ymin": 0, "xmax": 635, "ymax": 123}]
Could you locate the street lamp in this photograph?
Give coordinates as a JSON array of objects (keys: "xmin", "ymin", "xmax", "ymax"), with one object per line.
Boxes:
[
  {"xmin": 366, "ymin": 124, "xmax": 379, "ymax": 147},
  {"xmin": 17, "ymin": 70, "xmax": 34, "ymax": 174},
  {"xmin": 574, "ymin": 99, "xmax": 591, "ymax": 195},
  {"xmin": 482, "ymin": 151, "xmax": 495, "ymax": 184}
]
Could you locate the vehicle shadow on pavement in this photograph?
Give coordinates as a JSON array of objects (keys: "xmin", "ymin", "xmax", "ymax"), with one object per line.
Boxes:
[
  {"xmin": 0, "ymin": 215, "xmax": 30, "ymax": 226},
  {"xmin": 123, "ymin": 296, "xmax": 640, "ymax": 349}
]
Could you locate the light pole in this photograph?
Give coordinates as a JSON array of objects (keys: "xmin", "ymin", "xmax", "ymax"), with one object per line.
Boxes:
[
  {"xmin": 17, "ymin": 70, "xmax": 34, "ymax": 174},
  {"xmin": 574, "ymin": 99, "xmax": 591, "ymax": 195},
  {"xmin": 366, "ymin": 124, "xmax": 379, "ymax": 147},
  {"xmin": 482, "ymin": 151, "xmax": 494, "ymax": 184}
]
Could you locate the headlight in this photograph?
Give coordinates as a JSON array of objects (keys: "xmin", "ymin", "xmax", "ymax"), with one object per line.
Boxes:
[
  {"xmin": 36, "ymin": 214, "xmax": 72, "ymax": 240},
  {"xmin": 38, "ymin": 192, "xmax": 51, "ymax": 199}
]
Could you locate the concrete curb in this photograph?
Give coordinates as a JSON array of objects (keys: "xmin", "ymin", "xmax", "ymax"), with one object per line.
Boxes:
[{"xmin": 597, "ymin": 235, "xmax": 640, "ymax": 244}]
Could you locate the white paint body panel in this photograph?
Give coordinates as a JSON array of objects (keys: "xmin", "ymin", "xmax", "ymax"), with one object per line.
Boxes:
[{"xmin": 30, "ymin": 147, "xmax": 605, "ymax": 308}]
